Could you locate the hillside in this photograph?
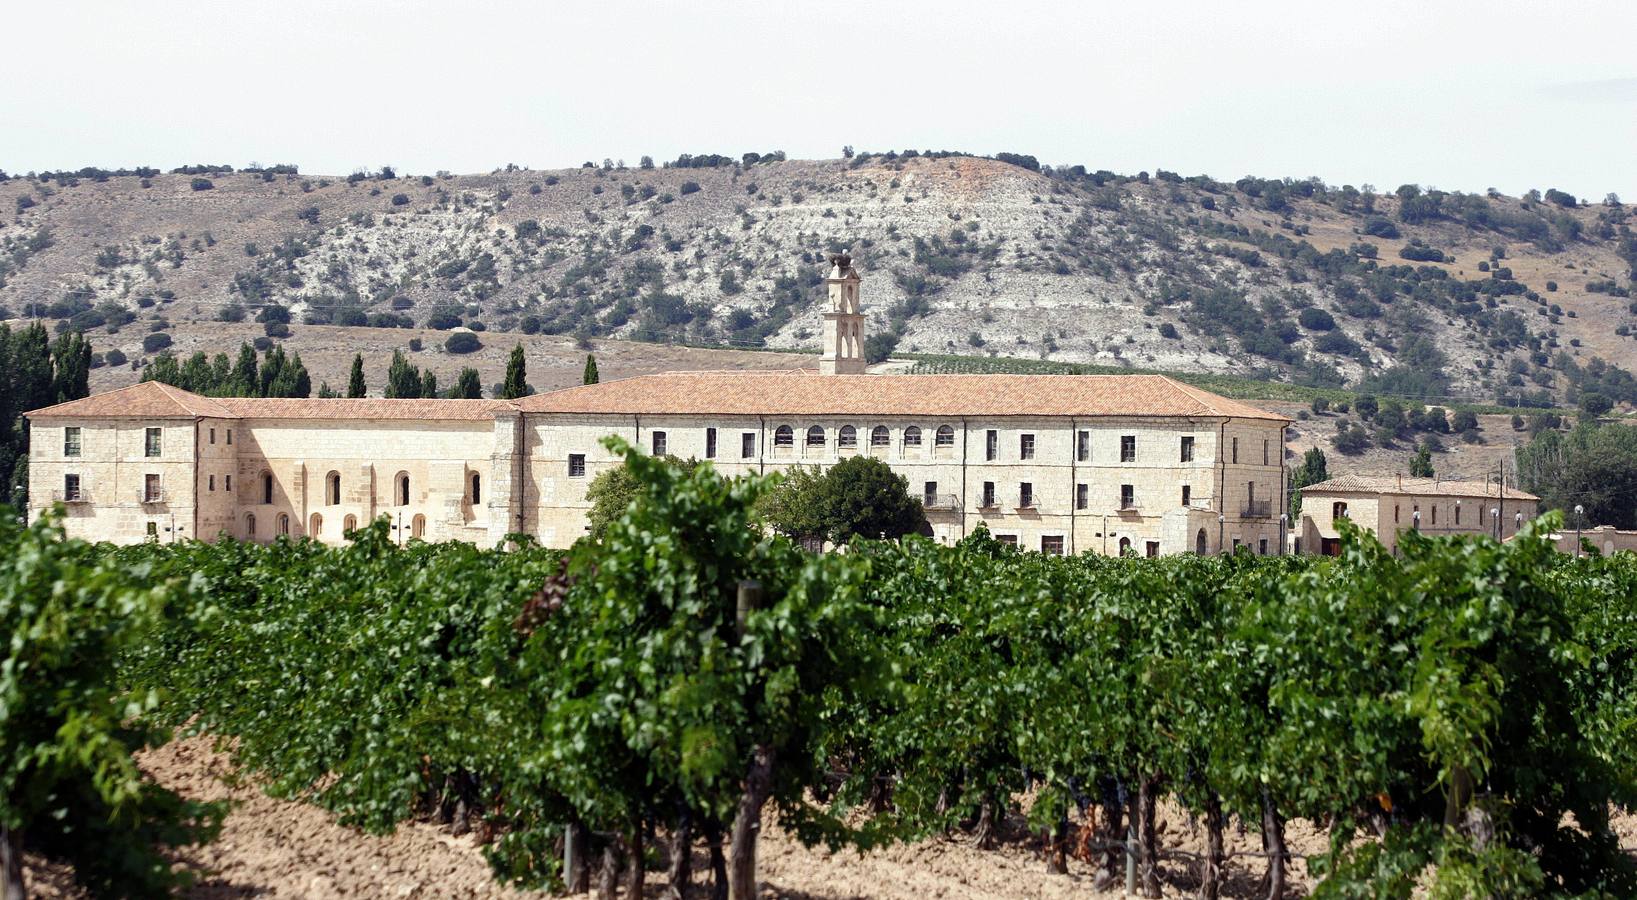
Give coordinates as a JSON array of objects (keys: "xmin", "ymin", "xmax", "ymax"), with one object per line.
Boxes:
[{"xmin": 3, "ymin": 154, "xmax": 1636, "ymax": 410}]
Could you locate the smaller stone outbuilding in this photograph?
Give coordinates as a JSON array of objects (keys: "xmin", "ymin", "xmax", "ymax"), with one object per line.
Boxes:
[{"xmin": 1298, "ymin": 474, "xmax": 1539, "ymax": 555}]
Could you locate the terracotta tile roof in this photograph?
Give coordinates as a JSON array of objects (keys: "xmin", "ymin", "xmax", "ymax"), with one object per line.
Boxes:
[
  {"xmin": 515, "ymin": 371, "xmax": 1292, "ymax": 422},
  {"xmin": 215, "ymin": 398, "xmax": 508, "ymax": 421},
  {"xmin": 26, "ymin": 381, "xmax": 237, "ymax": 419},
  {"xmin": 27, "ymin": 382, "xmax": 511, "ymax": 422},
  {"xmin": 1300, "ymin": 474, "xmax": 1540, "ymax": 502}
]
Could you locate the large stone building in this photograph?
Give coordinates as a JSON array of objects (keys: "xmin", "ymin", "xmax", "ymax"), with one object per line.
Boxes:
[
  {"xmin": 27, "ymin": 254, "xmax": 1293, "ymax": 554},
  {"xmin": 1297, "ymin": 474, "xmax": 1540, "ymax": 555}
]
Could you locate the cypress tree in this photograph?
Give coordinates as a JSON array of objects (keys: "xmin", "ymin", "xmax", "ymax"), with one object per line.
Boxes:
[
  {"xmin": 420, "ymin": 369, "xmax": 438, "ymax": 399},
  {"xmin": 11, "ymin": 323, "xmax": 53, "ymax": 417},
  {"xmin": 288, "ymin": 352, "xmax": 312, "ymax": 398},
  {"xmin": 140, "ymin": 351, "xmax": 182, "ymax": 387},
  {"xmin": 210, "ymin": 353, "xmax": 232, "ymax": 393},
  {"xmin": 455, "ymin": 367, "xmax": 482, "ymax": 399},
  {"xmin": 502, "ymin": 344, "xmax": 528, "ymax": 399},
  {"xmin": 179, "ymin": 351, "xmax": 212, "ymax": 393},
  {"xmin": 232, "ymin": 343, "xmax": 259, "ymax": 396},
  {"xmin": 385, "ymin": 350, "xmax": 420, "ymax": 398},
  {"xmin": 259, "ymin": 346, "xmax": 286, "ymax": 398},
  {"xmin": 582, "ymin": 353, "xmax": 599, "ymax": 385},
  {"xmin": 347, "ymin": 354, "xmax": 367, "ymax": 398},
  {"xmin": 49, "ymin": 331, "xmax": 90, "ymax": 403}
]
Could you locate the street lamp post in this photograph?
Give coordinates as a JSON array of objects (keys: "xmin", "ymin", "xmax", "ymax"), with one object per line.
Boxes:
[
  {"xmin": 1217, "ymin": 514, "xmax": 1226, "ymax": 555},
  {"xmin": 1278, "ymin": 513, "xmax": 1288, "ymax": 556},
  {"xmin": 1574, "ymin": 504, "xmax": 1584, "ymax": 557},
  {"xmin": 1491, "ymin": 507, "xmax": 1500, "ymax": 541}
]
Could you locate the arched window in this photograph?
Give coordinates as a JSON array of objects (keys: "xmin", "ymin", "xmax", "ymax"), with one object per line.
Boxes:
[
  {"xmin": 935, "ymin": 425, "xmax": 955, "ymax": 447},
  {"xmin": 774, "ymin": 425, "xmax": 794, "ymax": 447},
  {"xmin": 1118, "ymin": 536, "xmax": 1132, "ymax": 556},
  {"xmin": 326, "ymin": 471, "xmax": 341, "ymax": 506},
  {"xmin": 396, "ymin": 472, "xmax": 411, "ymax": 507},
  {"xmin": 262, "ymin": 471, "xmax": 274, "ymax": 505},
  {"xmin": 470, "ymin": 472, "xmax": 482, "ymax": 505},
  {"xmin": 277, "ymin": 513, "xmax": 290, "ymax": 536},
  {"xmin": 411, "ymin": 514, "xmax": 426, "ymax": 539},
  {"xmin": 838, "ymin": 425, "xmax": 857, "ymax": 448},
  {"xmin": 806, "ymin": 426, "xmax": 825, "ymax": 447},
  {"xmin": 309, "ymin": 513, "xmax": 322, "ymax": 538},
  {"xmin": 343, "ymin": 514, "xmax": 357, "ymax": 536},
  {"xmin": 1332, "ymin": 501, "xmax": 1348, "ymax": 520},
  {"xmin": 903, "ymin": 426, "xmax": 922, "ymax": 447},
  {"xmin": 1195, "ymin": 528, "xmax": 1207, "ymax": 555},
  {"xmin": 870, "ymin": 426, "xmax": 890, "ymax": 447},
  {"xmin": 245, "ymin": 513, "xmax": 257, "ymax": 540}
]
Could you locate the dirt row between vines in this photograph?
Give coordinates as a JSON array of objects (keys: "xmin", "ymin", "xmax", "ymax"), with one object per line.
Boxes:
[{"xmin": 23, "ymin": 735, "xmax": 1637, "ymax": 898}]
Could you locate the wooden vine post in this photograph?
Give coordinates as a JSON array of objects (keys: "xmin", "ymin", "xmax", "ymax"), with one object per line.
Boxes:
[{"xmin": 728, "ymin": 580, "xmax": 770, "ymax": 900}]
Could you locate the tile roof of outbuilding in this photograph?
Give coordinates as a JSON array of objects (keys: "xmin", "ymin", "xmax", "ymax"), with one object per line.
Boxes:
[
  {"xmin": 514, "ymin": 371, "xmax": 1292, "ymax": 421},
  {"xmin": 1299, "ymin": 474, "xmax": 1540, "ymax": 502},
  {"xmin": 26, "ymin": 381, "xmax": 237, "ymax": 419}
]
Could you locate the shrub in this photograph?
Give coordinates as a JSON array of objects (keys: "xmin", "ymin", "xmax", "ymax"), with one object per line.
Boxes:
[
  {"xmin": 1478, "ymin": 261, "xmax": 1490, "ymax": 272},
  {"xmin": 391, "ymin": 193, "xmax": 409, "ymax": 206},
  {"xmin": 1546, "ymin": 281, "xmax": 1558, "ymax": 292},
  {"xmin": 1297, "ymin": 307, "xmax": 1335, "ymax": 331},
  {"xmin": 1334, "ymin": 425, "xmax": 1370, "ymax": 454},
  {"xmin": 1158, "ymin": 322, "xmax": 1179, "ymax": 339},
  {"xmin": 264, "ymin": 322, "xmax": 290, "ymax": 338},
  {"xmin": 296, "ymin": 206, "xmax": 320, "ymax": 224},
  {"xmin": 1361, "ymin": 217, "xmax": 1400, "ymax": 239},
  {"xmin": 141, "ymin": 332, "xmax": 172, "ymax": 353},
  {"xmin": 190, "ymin": 177, "xmax": 214, "ymax": 191},
  {"xmin": 1310, "ymin": 396, "xmax": 1330, "ymax": 414},
  {"xmin": 1397, "ymin": 241, "xmax": 1446, "ymax": 262},
  {"xmin": 104, "ymin": 348, "xmax": 128, "ymax": 367},
  {"xmin": 445, "ymin": 332, "xmax": 481, "ymax": 354},
  {"xmin": 408, "ymin": 338, "xmax": 423, "ymax": 352},
  {"xmin": 679, "ymin": 181, "xmax": 701, "ymax": 195}
]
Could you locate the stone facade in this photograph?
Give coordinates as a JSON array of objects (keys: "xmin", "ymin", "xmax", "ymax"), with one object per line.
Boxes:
[{"xmin": 1297, "ymin": 474, "xmax": 1540, "ymax": 555}]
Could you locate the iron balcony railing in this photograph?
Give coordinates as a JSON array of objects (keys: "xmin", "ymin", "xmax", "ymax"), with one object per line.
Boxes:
[
  {"xmin": 922, "ymin": 493, "xmax": 960, "ymax": 510},
  {"xmin": 51, "ymin": 489, "xmax": 90, "ymax": 503},
  {"xmin": 139, "ymin": 489, "xmax": 168, "ymax": 504}
]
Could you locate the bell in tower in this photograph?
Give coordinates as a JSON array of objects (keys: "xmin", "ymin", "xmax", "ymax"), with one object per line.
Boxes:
[{"xmin": 819, "ymin": 250, "xmax": 867, "ymax": 375}]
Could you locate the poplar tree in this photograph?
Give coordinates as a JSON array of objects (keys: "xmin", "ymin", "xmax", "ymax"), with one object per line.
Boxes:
[
  {"xmin": 347, "ymin": 354, "xmax": 367, "ymax": 398},
  {"xmin": 232, "ymin": 344, "xmax": 259, "ymax": 396},
  {"xmin": 502, "ymin": 344, "xmax": 528, "ymax": 399},
  {"xmin": 420, "ymin": 369, "xmax": 438, "ymax": 399},
  {"xmin": 583, "ymin": 353, "xmax": 599, "ymax": 385}
]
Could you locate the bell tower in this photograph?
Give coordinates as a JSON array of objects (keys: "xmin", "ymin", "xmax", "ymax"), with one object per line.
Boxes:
[{"xmin": 819, "ymin": 251, "xmax": 866, "ymax": 375}]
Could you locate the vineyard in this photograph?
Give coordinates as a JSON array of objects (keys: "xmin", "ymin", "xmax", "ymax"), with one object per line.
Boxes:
[{"xmin": 5, "ymin": 437, "xmax": 1637, "ymax": 898}]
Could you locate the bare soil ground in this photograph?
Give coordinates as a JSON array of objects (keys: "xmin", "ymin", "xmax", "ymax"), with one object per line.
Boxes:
[{"xmin": 25, "ymin": 735, "xmax": 1637, "ymax": 899}]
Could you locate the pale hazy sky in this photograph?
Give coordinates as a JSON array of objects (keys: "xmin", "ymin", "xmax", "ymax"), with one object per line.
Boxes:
[{"xmin": 4, "ymin": 0, "xmax": 1634, "ymax": 199}]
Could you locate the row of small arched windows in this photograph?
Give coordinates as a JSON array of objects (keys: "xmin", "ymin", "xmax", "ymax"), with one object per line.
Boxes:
[
  {"xmin": 259, "ymin": 471, "xmax": 481, "ymax": 508},
  {"xmin": 771, "ymin": 424, "xmax": 957, "ymax": 449},
  {"xmin": 243, "ymin": 511, "xmax": 423, "ymax": 540}
]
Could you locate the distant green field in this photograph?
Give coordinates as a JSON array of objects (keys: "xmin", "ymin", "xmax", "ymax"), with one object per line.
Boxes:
[{"xmin": 901, "ymin": 353, "xmax": 1562, "ymax": 417}]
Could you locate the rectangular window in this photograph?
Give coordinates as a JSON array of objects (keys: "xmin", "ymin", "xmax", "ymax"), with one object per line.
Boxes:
[
  {"xmin": 1263, "ymin": 439, "xmax": 1270, "ymax": 466},
  {"xmin": 146, "ymin": 522, "xmax": 158, "ymax": 541},
  {"xmin": 145, "ymin": 427, "xmax": 162, "ymax": 458},
  {"xmin": 1019, "ymin": 482, "xmax": 1034, "ymax": 508},
  {"xmin": 1181, "ymin": 485, "xmax": 1192, "ymax": 507},
  {"xmin": 985, "ymin": 429, "xmax": 998, "ymax": 461},
  {"xmin": 1259, "ymin": 538, "xmax": 1269, "ymax": 555},
  {"xmin": 1020, "ymin": 433, "xmax": 1035, "ymax": 460},
  {"xmin": 1455, "ymin": 505, "xmax": 1461, "ymax": 525},
  {"xmin": 209, "ymin": 474, "xmax": 215, "ymax": 492},
  {"xmin": 1120, "ymin": 484, "xmax": 1135, "ymax": 509},
  {"xmin": 227, "ymin": 429, "xmax": 233, "ymax": 445},
  {"xmin": 1232, "ymin": 437, "xmax": 1239, "ymax": 464},
  {"xmin": 705, "ymin": 427, "xmax": 717, "ymax": 459},
  {"xmin": 1076, "ymin": 483, "xmax": 1089, "ymax": 510},
  {"xmin": 741, "ymin": 432, "xmax": 756, "ymax": 459},
  {"xmin": 923, "ymin": 481, "xmax": 937, "ymax": 506},
  {"xmin": 1120, "ymin": 435, "xmax": 1136, "ymax": 463},
  {"xmin": 1146, "ymin": 541, "xmax": 1160, "ymax": 558},
  {"xmin": 995, "ymin": 534, "xmax": 1018, "ymax": 545},
  {"xmin": 144, "ymin": 473, "xmax": 162, "ymax": 502},
  {"xmin": 982, "ymin": 481, "xmax": 996, "ymax": 507},
  {"xmin": 1180, "ymin": 435, "xmax": 1194, "ymax": 463},
  {"xmin": 651, "ymin": 431, "xmax": 667, "ymax": 456},
  {"xmin": 64, "ymin": 426, "xmax": 82, "ymax": 457},
  {"xmin": 1041, "ymin": 535, "xmax": 1065, "ymax": 556},
  {"xmin": 63, "ymin": 474, "xmax": 81, "ymax": 501},
  {"xmin": 568, "ymin": 454, "xmax": 586, "ymax": 477},
  {"xmin": 210, "ymin": 427, "xmax": 216, "ymax": 445},
  {"xmin": 225, "ymin": 475, "xmax": 232, "ymax": 492},
  {"xmin": 1077, "ymin": 430, "xmax": 1090, "ymax": 462}
]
